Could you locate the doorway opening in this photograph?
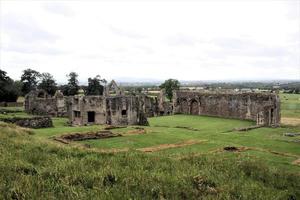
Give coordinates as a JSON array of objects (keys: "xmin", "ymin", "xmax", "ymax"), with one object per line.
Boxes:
[{"xmin": 88, "ymin": 111, "xmax": 95, "ymax": 123}]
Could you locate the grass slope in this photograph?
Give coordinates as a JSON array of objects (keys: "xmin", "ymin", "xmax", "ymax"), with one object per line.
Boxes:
[{"xmin": 0, "ymin": 122, "xmax": 299, "ymax": 199}]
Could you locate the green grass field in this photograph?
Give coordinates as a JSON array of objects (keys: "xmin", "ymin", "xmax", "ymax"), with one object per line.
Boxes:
[
  {"xmin": 31, "ymin": 115, "xmax": 300, "ymax": 172},
  {"xmin": 279, "ymin": 93, "xmax": 300, "ymax": 118},
  {"xmin": 0, "ymin": 94, "xmax": 300, "ymax": 199}
]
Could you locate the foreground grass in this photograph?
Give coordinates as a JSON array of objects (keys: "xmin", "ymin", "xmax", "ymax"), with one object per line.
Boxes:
[{"xmin": 0, "ymin": 122, "xmax": 299, "ymax": 199}]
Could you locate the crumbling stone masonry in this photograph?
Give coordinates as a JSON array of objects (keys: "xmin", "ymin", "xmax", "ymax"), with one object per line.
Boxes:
[
  {"xmin": 0, "ymin": 116, "xmax": 53, "ymax": 128},
  {"xmin": 70, "ymin": 95, "xmax": 149, "ymax": 126},
  {"xmin": 157, "ymin": 90, "xmax": 173, "ymax": 115},
  {"xmin": 24, "ymin": 90, "xmax": 69, "ymax": 117},
  {"xmin": 69, "ymin": 80, "xmax": 160, "ymax": 126},
  {"xmin": 173, "ymin": 91, "xmax": 280, "ymax": 126},
  {"xmin": 140, "ymin": 94, "xmax": 160, "ymax": 117},
  {"xmin": 24, "ymin": 81, "xmax": 281, "ymax": 127}
]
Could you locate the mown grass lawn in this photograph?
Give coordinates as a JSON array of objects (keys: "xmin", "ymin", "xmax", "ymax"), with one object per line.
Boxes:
[{"xmin": 30, "ymin": 114, "xmax": 300, "ymax": 173}]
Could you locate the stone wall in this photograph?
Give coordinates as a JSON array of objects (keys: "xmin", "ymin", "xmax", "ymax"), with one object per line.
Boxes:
[
  {"xmin": 157, "ymin": 90, "xmax": 173, "ymax": 116},
  {"xmin": 173, "ymin": 91, "xmax": 280, "ymax": 126},
  {"xmin": 24, "ymin": 90, "xmax": 69, "ymax": 117},
  {"xmin": 70, "ymin": 95, "xmax": 149, "ymax": 126},
  {"xmin": 140, "ymin": 95, "xmax": 160, "ymax": 117},
  {"xmin": 0, "ymin": 102, "xmax": 23, "ymax": 107},
  {"xmin": 0, "ymin": 116, "xmax": 53, "ymax": 128}
]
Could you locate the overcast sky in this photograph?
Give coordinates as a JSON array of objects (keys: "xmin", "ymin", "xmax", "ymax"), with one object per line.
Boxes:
[{"xmin": 0, "ymin": 0, "xmax": 299, "ymax": 83}]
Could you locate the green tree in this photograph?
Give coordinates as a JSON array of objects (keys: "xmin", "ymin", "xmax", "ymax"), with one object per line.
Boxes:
[
  {"xmin": 159, "ymin": 79, "xmax": 180, "ymax": 100},
  {"xmin": 0, "ymin": 69, "xmax": 20, "ymax": 102},
  {"xmin": 59, "ymin": 84, "xmax": 69, "ymax": 96},
  {"xmin": 66, "ymin": 72, "xmax": 79, "ymax": 95},
  {"xmin": 38, "ymin": 73, "xmax": 57, "ymax": 95},
  {"xmin": 86, "ymin": 75, "xmax": 105, "ymax": 95},
  {"xmin": 20, "ymin": 68, "xmax": 41, "ymax": 95}
]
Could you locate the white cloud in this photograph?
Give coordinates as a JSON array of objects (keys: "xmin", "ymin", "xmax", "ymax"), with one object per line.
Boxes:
[{"xmin": 0, "ymin": 0, "xmax": 299, "ymax": 83}]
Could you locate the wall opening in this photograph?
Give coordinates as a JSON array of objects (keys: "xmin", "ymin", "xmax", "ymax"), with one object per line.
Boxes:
[
  {"xmin": 121, "ymin": 109, "xmax": 127, "ymax": 116},
  {"xmin": 38, "ymin": 91, "xmax": 45, "ymax": 98},
  {"xmin": 257, "ymin": 113, "xmax": 260, "ymax": 125},
  {"xmin": 74, "ymin": 111, "xmax": 81, "ymax": 118},
  {"xmin": 88, "ymin": 111, "xmax": 95, "ymax": 123},
  {"xmin": 270, "ymin": 108, "xmax": 274, "ymax": 125}
]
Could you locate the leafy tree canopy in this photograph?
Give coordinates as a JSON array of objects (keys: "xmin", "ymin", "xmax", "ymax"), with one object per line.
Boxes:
[
  {"xmin": 86, "ymin": 75, "xmax": 105, "ymax": 95},
  {"xmin": 0, "ymin": 69, "xmax": 21, "ymax": 102},
  {"xmin": 38, "ymin": 73, "xmax": 57, "ymax": 96},
  {"xmin": 66, "ymin": 72, "xmax": 79, "ymax": 96},
  {"xmin": 20, "ymin": 68, "xmax": 41, "ymax": 95},
  {"xmin": 159, "ymin": 79, "xmax": 180, "ymax": 101}
]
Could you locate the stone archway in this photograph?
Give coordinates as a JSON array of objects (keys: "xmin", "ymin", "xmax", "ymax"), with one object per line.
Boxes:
[
  {"xmin": 190, "ymin": 100, "xmax": 199, "ymax": 115},
  {"xmin": 180, "ymin": 99, "xmax": 189, "ymax": 114}
]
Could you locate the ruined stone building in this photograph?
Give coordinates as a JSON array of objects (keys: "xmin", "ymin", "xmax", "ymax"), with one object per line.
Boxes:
[
  {"xmin": 24, "ymin": 90, "xmax": 69, "ymax": 117},
  {"xmin": 69, "ymin": 81, "xmax": 154, "ymax": 126},
  {"xmin": 172, "ymin": 90, "xmax": 280, "ymax": 126},
  {"xmin": 24, "ymin": 81, "xmax": 281, "ymax": 127},
  {"xmin": 70, "ymin": 95, "xmax": 149, "ymax": 126},
  {"xmin": 24, "ymin": 81, "xmax": 160, "ymax": 126}
]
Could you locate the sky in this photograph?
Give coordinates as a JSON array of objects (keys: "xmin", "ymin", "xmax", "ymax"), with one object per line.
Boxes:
[{"xmin": 0, "ymin": 0, "xmax": 299, "ymax": 84}]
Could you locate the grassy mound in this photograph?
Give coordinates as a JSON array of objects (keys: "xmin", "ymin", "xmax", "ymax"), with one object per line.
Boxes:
[{"xmin": 0, "ymin": 122, "xmax": 299, "ymax": 199}]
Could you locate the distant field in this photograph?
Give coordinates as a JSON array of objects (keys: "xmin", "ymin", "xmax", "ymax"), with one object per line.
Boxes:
[{"xmin": 280, "ymin": 93, "xmax": 300, "ymax": 118}]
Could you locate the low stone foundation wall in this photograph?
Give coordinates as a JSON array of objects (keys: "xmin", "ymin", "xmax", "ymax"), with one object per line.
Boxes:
[
  {"xmin": 53, "ymin": 130, "xmax": 121, "ymax": 144},
  {"xmin": 0, "ymin": 109, "xmax": 23, "ymax": 114},
  {"xmin": 0, "ymin": 117, "xmax": 53, "ymax": 128},
  {"xmin": 0, "ymin": 102, "xmax": 23, "ymax": 107}
]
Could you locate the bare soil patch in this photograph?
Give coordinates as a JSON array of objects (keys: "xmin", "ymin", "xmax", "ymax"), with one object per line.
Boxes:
[
  {"xmin": 292, "ymin": 158, "xmax": 300, "ymax": 166},
  {"xmin": 223, "ymin": 146, "xmax": 249, "ymax": 152},
  {"xmin": 137, "ymin": 140, "xmax": 205, "ymax": 152},
  {"xmin": 281, "ymin": 117, "xmax": 300, "ymax": 126},
  {"xmin": 221, "ymin": 146, "xmax": 299, "ymax": 158},
  {"xmin": 96, "ymin": 148, "xmax": 129, "ymax": 153}
]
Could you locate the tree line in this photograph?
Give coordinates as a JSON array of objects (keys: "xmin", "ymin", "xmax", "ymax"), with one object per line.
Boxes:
[
  {"xmin": 0, "ymin": 68, "xmax": 181, "ymax": 103},
  {"xmin": 0, "ymin": 68, "xmax": 106, "ymax": 102}
]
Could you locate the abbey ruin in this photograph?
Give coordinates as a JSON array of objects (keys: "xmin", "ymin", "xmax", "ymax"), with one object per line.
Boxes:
[
  {"xmin": 173, "ymin": 90, "xmax": 280, "ymax": 126},
  {"xmin": 24, "ymin": 81, "xmax": 281, "ymax": 127}
]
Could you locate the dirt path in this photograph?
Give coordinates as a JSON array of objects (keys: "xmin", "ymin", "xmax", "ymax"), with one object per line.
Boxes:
[
  {"xmin": 137, "ymin": 140, "xmax": 206, "ymax": 152},
  {"xmin": 176, "ymin": 146, "xmax": 300, "ymax": 160},
  {"xmin": 94, "ymin": 148, "xmax": 129, "ymax": 153},
  {"xmin": 121, "ymin": 127, "xmax": 147, "ymax": 135},
  {"xmin": 281, "ymin": 117, "xmax": 300, "ymax": 126}
]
